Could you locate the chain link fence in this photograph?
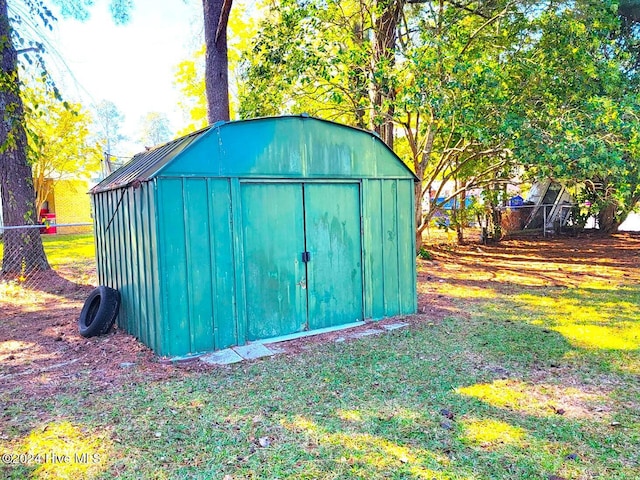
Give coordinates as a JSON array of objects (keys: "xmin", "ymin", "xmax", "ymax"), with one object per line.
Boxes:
[{"xmin": 0, "ymin": 223, "xmax": 96, "ymax": 295}]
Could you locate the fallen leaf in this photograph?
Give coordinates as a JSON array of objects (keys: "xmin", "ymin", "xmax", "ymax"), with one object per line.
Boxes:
[
  {"xmin": 258, "ymin": 436, "xmax": 271, "ymax": 448},
  {"xmin": 440, "ymin": 408, "xmax": 454, "ymax": 420},
  {"xmin": 440, "ymin": 421, "xmax": 453, "ymax": 430}
]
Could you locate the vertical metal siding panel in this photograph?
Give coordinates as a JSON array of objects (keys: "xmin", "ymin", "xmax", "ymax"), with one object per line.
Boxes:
[
  {"xmin": 93, "ymin": 194, "xmax": 101, "ymax": 284},
  {"xmin": 119, "ymin": 189, "xmax": 132, "ymax": 333},
  {"xmin": 206, "ymin": 179, "xmax": 219, "ymax": 349},
  {"xmin": 158, "ymin": 179, "xmax": 191, "ymax": 356},
  {"xmin": 126, "ymin": 189, "xmax": 137, "ymax": 338},
  {"xmin": 111, "ymin": 190, "xmax": 126, "ymax": 329},
  {"xmin": 121, "ymin": 190, "xmax": 135, "ymax": 337},
  {"xmin": 410, "ymin": 180, "xmax": 418, "ymax": 313},
  {"xmin": 147, "ymin": 182, "xmax": 163, "ymax": 355},
  {"xmin": 184, "ymin": 178, "xmax": 215, "ymax": 353},
  {"xmin": 138, "ymin": 184, "xmax": 154, "ymax": 352},
  {"xmin": 210, "ymin": 179, "xmax": 237, "ymax": 349},
  {"xmin": 382, "ymin": 180, "xmax": 400, "ymax": 315},
  {"xmin": 367, "ymin": 180, "xmax": 385, "ymax": 318},
  {"xmin": 124, "ymin": 189, "xmax": 139, "ymax": 340},
  {"xmin": 397, "ymin": 180, "xmax": 417, "ymax": 314},
  {"xmin": 133, "ymin": 188, "xmax": 145, "ymax": 342},
  {"xmin": 91, "ymin": 195, "xmax": 99, "ymax": 284},
  {"xmin": 132, "ymin": 187, "xmax": 148, "ymax": 345},
  {"xmin": 230, "ymin": 178, "xmax": 247, "ymax": 346},
  {"xmin": 105, "ymin": 192, "xmax": 116, "ymax": 315},
  {"xmin": 361, "ymin": 180, "xmax": 372, "ymax": 319},
  {"xmin": 129, "ymin": 189, "xmax": 141, "ymax": 338},
  {"xmin": 107, "ymin": 190, "xmax": 117, "ymax": 288},
  {"xmin": 98, "ymin": 193, "xmax": 108, "ymax": 286},
  {"xmin": 129, "ymin": 187, "xmax": 147, "ymax": 343},
  {"xmin": 103, "ymin": 192, "xmax": 112, "ymax": 288},
  {"xmin": 154, "ymin": 180, "xmax": 169, "ymax": 356},
  {"xmin": 105, "ymin": 192, "xmax": 116, "ymax": 290},
  {"xmin": 91, "ymin": 195, "xmax": 104, "ymax": 285},
  {"xmin": 121, "ymin": 190, "xmax": 133, "ymax": 334}
]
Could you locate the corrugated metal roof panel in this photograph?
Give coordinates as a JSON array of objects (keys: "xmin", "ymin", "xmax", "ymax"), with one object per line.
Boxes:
[{"xmin": 90, "ymin": 127, "xmax": 208, "ymax": 193}]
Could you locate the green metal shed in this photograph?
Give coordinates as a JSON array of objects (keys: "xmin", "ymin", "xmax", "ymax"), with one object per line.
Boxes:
[{"xmin": 91, "ymin": 115, "xmax": 417, "ymax": 357}]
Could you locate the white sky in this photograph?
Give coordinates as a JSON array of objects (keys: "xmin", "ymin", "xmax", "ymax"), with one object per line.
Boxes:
[{"xmin": 43, "ymin": 0, "xmax": 204, "ymax": 157}]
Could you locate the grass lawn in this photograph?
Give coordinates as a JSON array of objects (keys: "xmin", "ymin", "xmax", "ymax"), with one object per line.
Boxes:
[
  {"xmin": 0, "ymin": 233, "xmax": 95, "ymax": 261},
  {"xmin": 39, "ymin": 233, "xmax": 96, "ymax": 267},
  {"xmin": 0, "ymin": 234, "xmax": 638, "ymax": 479}
]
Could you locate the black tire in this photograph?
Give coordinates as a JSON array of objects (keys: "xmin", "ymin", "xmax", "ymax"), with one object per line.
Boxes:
[{"xmin": 78, "ymin": 286, "xmax": 121, "ymax": 338}]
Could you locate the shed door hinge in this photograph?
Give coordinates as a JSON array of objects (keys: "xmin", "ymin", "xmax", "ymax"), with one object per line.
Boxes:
[{"xmin": 301, "ymin": 251, "xmax": 311, "ymax": 263}]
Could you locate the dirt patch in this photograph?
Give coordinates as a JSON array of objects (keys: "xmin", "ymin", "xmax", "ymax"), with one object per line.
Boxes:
[{"xmin": 1, "ymin": 232, "xmax": 638, "ymax": 399}]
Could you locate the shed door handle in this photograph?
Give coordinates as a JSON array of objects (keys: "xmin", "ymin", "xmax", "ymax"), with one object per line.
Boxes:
[{"xmin": 301, "ymin": 251, "xmax": 311, "ymax": 263}]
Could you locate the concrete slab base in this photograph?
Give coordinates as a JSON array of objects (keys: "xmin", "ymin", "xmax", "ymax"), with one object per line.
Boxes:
[
  {"xmin": 382, "ymin": 322, "xmax": 410, "ymax": 331},
  {"xmin": 200, "ymin": 349, "xmax": 243, "ymax": 365},
  {"xmin": 233, "ymin": 343, "xmax": 278, "ymax": 360},
  {"xmin": 349, "ymin": 328, "xmax": 384, "ymax": 339},
  {"xmin": 257, "ymin": 321, "xmax": 366, "ymax": 345},
  {"xmin": 198, "ymin": 319, "xmax": 411, "ymax": 365},
  {"xmin": 200, "ymin": 343, "xmax": 282, "ymax": 365}
]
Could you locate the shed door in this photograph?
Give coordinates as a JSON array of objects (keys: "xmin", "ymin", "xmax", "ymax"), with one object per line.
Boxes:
[
  {"xmin": 241, "ymin": 182, "xmax": 363, "ymax": 341},
  {"xmin": 304, "ymin": 183, "xmax": 363, "ymax": 329},
  {"xmin": 241, "ymin": 183, "xmax": 308, "ymax": 340}
]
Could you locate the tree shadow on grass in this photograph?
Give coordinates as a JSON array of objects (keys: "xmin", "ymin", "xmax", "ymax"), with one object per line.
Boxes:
[
  {"xmin": 134, "ymin": 320, "xmax": 634, "ymax": 479},
  {"xmin": 259, "ymin": 319, "xmax": 636, "ymax": 479}
]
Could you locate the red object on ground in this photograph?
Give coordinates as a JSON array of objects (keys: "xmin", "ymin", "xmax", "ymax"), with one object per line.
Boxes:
[{"xmin": 41, "ymin": 213, "xmax": 57, "ymax": 234}]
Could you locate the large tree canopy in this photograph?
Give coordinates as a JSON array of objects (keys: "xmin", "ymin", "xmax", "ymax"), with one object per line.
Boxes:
[
  {"xmin": 239, "ymin": 0, "xmax": 528, "ymax": 246},
  {"xmin": 239, "ymin": 0, "xmax": 640, "ymax": 244},
  {"xmin": 513, "ymin": 0, "xmax": 640, "ymax": 232}
]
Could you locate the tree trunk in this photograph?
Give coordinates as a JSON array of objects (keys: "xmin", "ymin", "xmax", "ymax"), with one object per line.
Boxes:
[
  {"xmin": 455, "ymin": 189, "xmax": 466, "ymax": 244},
  {"xmin": 0, "ymin": 0, "xmax": 50, "ymax": 275},
  {"xmin": 598, "ymin": 201, "xmax": 621, "ymax": 233},
  {"xmin": 371, "ymin": 0, "xmax": 403, "ymax": 149},
  {"xmin": 413, "ymin": 127, "xmax": 435, "ymax": 255},
  {"xmin": 350, "ymin": 19, "xmax": 369, "ymax": 130},
  {"xmin": 202, "ymin": 0, "xmax": 232, "ymax": 123}
]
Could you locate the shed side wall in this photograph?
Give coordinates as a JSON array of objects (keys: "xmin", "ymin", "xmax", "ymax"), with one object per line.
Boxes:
[{"xmin": 92, "ymin": 183, "xmax": 162, "ymax": 353}]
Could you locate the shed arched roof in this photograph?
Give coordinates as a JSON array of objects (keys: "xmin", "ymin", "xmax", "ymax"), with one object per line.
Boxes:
[{"xmin": 92, "ymin": 115, "xmax": 417, "ymax": 194}]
